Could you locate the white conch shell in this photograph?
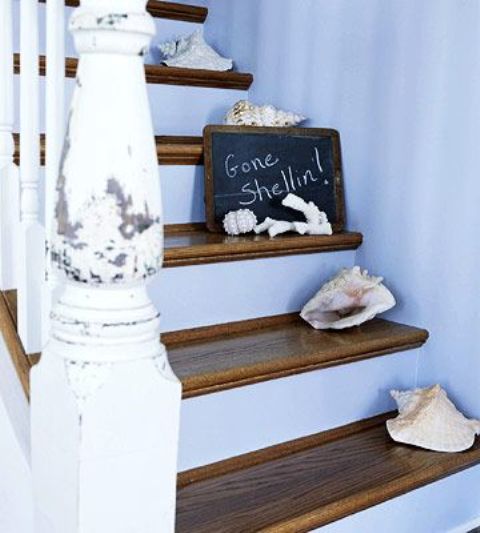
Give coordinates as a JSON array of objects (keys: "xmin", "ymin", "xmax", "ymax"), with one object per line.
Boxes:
[
  {"xmin": 254, "ymin": 193, "xmax": 332, "ymax": 238},
  {"xmin": 225, "ymin": 100, "xmax": 306, "ymax": 127},
  {"xmin": 387, "ymin": 385, "xmax": 480, "ymax": 452},
  {"xmin": 223, "ymin": 209, "xmax": 257, "ymax": 236},
  {"xmin": 300, "ymin": 266, "xmax": 395, "ymax": 329},
  {"xmin": 158, "ymin": 30, "xmax": 233, "ymax": 71}
]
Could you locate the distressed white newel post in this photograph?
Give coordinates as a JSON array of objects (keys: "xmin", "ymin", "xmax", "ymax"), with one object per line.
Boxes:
[{"xmin": 31, "ymin": 1, "xmax": 182, "ymax": 531}]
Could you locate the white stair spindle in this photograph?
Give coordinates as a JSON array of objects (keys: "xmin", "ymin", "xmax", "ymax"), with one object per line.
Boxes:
[
  {"xmin": 31, "ymin": 1, "xmax": 182, "ymax": 531},
  {"xmin": 19, "ymin": 0, "xmax": 45, "ymax": 353},
  {"xmin": 0, "ymin": 0, "xmax": 19, "ymax": 290},
  {"xmin": 43, "ymin": 0, "xmax": 66, "ymax": 344}
]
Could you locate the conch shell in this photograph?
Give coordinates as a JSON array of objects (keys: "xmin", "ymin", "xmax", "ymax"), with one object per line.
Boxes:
[
  {"xmin": 300, "ymin": 266, "xmax": 395, "ymax": 329},
  {"xmin": 387, "ymin": 385, "xmax": 480, "ymax": 452},
  {"xmin": 225, "ymin": 100, "xmax": 306, "ymax": 127},
  {"xmin": 158, "ymin": 30, "xmax": 233, "ymax": 71}
]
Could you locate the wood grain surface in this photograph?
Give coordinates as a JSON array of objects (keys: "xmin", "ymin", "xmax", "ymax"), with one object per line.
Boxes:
[
  {"xmin": 15, "ymin": 306, "xmax": 428, "ymax": 402},
  {"xmin": 176, "ymin": 413, "xmax": 480, "ymax": 532},
  {"xmin": 14, "ymin": 134, "xmax": 203, "ymax": 166},
  {"xmin": 167, "ymin": 316, "xmax": 429, "ymax": 398},
  {"xmin": 14, "ymin": 55, "xmax": 253, "ymax": 91},
  {"xmin": 164, "ymin": 224, "xmax": 363, "ymax": 267}
]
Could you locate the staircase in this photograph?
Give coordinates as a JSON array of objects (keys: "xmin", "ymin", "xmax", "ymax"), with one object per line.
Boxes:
[{"xmin": 2, "ymin": 0, "xmax": 480, "ymax": 532}]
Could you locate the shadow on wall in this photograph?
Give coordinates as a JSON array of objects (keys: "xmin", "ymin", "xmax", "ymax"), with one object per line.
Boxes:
[{"xmin": 204, "ymin": 0, "xmax": 480, "ymax": 415}]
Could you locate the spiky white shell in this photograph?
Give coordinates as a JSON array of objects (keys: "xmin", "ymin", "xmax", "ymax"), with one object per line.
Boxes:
[
  {"xmin": 300, "ymin": 266, "xmax": 395, "ymax": 330},
  {"xmin": 223, "ymin": 209, "xmax": 257, "ymax": 236},
  {"xmin": 158, "ymin": 30, "xmax": 233, "ymax": 71},
  {"xmin": 387, "ymin": 385, "xmax": 480, "ymax": 452},
  {"xmin": 225, "ymin": 100, "xmax": 306, "ymax": 127}
]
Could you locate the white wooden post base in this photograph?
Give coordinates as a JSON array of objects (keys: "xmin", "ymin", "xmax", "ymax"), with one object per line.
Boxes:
[
  {"xmin": 32, "ymin": 285, "xmax": 181, "ymax": 532},
  {"xmin": 31, "ymin": 1, "xmax": 182, "ymax": 531}
]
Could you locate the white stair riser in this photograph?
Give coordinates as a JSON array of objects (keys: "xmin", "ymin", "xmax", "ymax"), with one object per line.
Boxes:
[
  {"xmin": 178, "ymin": 348, "xmax": 420, "ymax": 471},
  {"xmin": 31, "ymin": 164, "xmax": 205, "ymax": 226},
  {"xmin": 162, "ymin": 165, "xmax": 205, "ymax": 224},
  {"xmin": 29, "ymin": 165, "xmax": 205, "ymax": 226},
  {"xmin": 148, "ymin": 83, "xmax": 245, "ymax": 136},
  {"xmin": 12, "ymin": 75, "xmax": 245, "ymax": 136},
  {"xmin": 155, "ymin": 250, "xmax": 356, "ymax": 332}
]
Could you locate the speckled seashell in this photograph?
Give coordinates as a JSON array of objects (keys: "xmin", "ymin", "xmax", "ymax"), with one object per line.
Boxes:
[
  {"xmin": 158, "ymin": 30, "xmax": 233, "ymax": 71},
  {"xmin": 300, "ymin": 266, "xmax": 395, "ymax": 330},
  {"xmin": 387, "ymin": 385, "xmax": 480, "ymax": 452},
  {"xmin": 225, "ymin": 100, "xmax": 306, "ymax": 127},
  {"xmin": 223, "ymin": 209, "xmax": 257, "ymax": 236}
]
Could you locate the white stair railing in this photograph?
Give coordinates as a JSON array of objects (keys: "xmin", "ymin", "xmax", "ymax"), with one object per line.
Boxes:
[
  {"xmin": 31, "ymin": 0, "xmax": 182, "ymax": 530},
  {"xmin": 43, "ymin": 0, "xmax": 66, "ymax": 344},
  {"xmin": 0, "ymin": 0, "xmax": 19, "ymax": 291},
  {"xmin": 18, "ymin": 0, "xmax": 45, "ymax": 353}
]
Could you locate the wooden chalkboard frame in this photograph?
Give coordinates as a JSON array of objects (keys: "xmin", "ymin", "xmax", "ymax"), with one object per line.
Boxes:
[{"xmin": 203, "ymin": 125, "xmax": 346, "ymax": 233}]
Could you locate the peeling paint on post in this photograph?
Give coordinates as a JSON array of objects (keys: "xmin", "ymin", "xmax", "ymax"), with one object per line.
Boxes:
[
  {"xmin": 31, "ymin": 2, "xmax": 182, "ymax": 532},
  {"xmin": 53, "ymin": 173, "xmax": 162, "ymax": 283}
]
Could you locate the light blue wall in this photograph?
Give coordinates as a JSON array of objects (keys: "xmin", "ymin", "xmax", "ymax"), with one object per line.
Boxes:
[
  {"xmin": 205, "ymin": 0, "xmax": 480, "ymax": 418},
  {"xmin": 203, "ymin": 0, "xmax": 480, "ymax": 529}
]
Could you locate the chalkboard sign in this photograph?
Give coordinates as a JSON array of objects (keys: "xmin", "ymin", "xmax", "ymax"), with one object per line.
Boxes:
[{"xmin": 203, "ymin": 126, "xmax": 345, "ymax": 233}]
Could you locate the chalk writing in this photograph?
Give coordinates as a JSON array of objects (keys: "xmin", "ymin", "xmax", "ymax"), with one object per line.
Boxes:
[{"xmin": 204, "ymin": 127, "xmax": 345, "ymax": 232}]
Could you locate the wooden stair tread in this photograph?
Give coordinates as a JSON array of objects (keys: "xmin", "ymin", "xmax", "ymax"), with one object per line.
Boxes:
[
  {"xmin": 176, "ymin": 413, "xmax": 480, "ymax": 532},
  {"xmin": 156, "ymin": 135, "xmax": 203, "ymax": 165},
  {"xmin": 0, "ymin": 292, "xmax": 30, "ymax": 397},
  {"xmin": 38, "ymin": 1, "xmax": 208, "ymax": 22},
  {"xmin": 166, "ymin": 316, "xmax": 428, "ymax": 398},
  {"xmin": 10, "ymin": 286, "xmax": 428, "ymax": 401},
  {"xmin": 13, "ymin": 54, "xmax": 253, "ymax": 90},
  {"xmin": 163, "ymin": 225, "xmax": 363, "ymax": 267},
  {"xmin": 13, "ymin": 134, "xmax": 203, "ymax": 166}
]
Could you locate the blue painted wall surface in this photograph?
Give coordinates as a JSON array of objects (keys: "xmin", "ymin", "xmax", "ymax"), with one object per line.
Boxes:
[{"xmin": 204, "ymin": 0, "xmax": 480, "ymax": 530}]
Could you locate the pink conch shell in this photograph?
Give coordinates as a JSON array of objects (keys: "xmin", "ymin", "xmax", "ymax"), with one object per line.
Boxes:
[
  {"xmin": 387, "ymin": 385, "xmax": 480, "ymax": 452},
  {"xmin": 300, "ymin": 266, "xmax": 395, "ymax": 330}
]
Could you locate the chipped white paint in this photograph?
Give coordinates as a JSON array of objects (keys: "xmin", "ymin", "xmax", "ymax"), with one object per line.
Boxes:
[
  {"xmin": 31, "ymin": 1, "xmax": 182, "ymax": 531},
  {"xmin": 18, "ymin": 0, "xmax": 45, "ymax": 354},
  {"xmin": 51, "ymin": 2, "xmax": 162, "ymax": 284},
  {"xmin": 0, "ymin": 0, "xmax": 19, "ymax": 290}
]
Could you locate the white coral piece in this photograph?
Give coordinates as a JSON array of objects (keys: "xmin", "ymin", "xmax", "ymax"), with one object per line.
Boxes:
[
  {"xmin": 387, "ymin": 385, "xmax": 480, "ymax": 452},
  {"xmin": 223, "ymin": 209, "xmax": 257, "ymax": 236},
  {"xmin": 158, "ymin": 30, "xmax": 233, "ymax": 71},
  {"xmin": 300, "ymin": 266, "xmax": 396, "ymax": 329},
  {"xmin": 254, "ymin": 193, "xmax": 332, "ymax": 238},
  {"xmin": 225, "ymin": 100, "xmax": 306, "ymax": 127}
]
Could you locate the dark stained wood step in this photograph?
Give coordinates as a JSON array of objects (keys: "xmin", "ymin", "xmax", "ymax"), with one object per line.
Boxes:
[
  {"xmin": 164, "ymin": 315, "xmax": 429, "ymax": 398},
  {"xmin": 176, "ymin": 412, "xmax": 480, "ymax": 532},
  {"xmin": 9, "ymin": 285, "xmax": 428, "ymax": 401},
  {"xmin": 156, "ymin": 135, "xmax": 203, "ymax": 165},
  {"xmin": 13, "ymin": 134, "xmax": 203, "ymax": 166},
  {"xmin": 39, "ymin": 0, "xmax": 208, "ymax": 22},
  {"xmin": 13, "ymin": 54, "xmax": 253, "ymax": 91},
  {"xmin": 163, "ymin": 224, "xmax": 363, "ymax": 267}
]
